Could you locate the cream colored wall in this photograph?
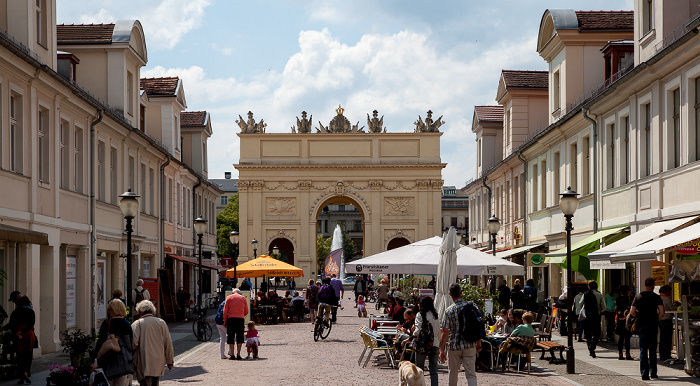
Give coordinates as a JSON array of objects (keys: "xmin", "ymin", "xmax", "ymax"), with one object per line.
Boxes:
[
  {"xmin": 65, "ymin": 50, "xmax": 109, "ymax": 102},
  {"xmin": 236, "ymin": 132, "xmax": 443, "ymax": 284}
]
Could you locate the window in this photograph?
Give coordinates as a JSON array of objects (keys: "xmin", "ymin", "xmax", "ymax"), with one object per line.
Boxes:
[
  {"xmin": 38, "ymin": 108, "xmax": 49, "ymax": 182},
  {"xmin": 643, "ymin": 0, "xmax": 653, "ymax": 35},
  {"xmin": 606, "ymin": 122, "xmax": 616, "ymax": 189},
  {"xmin": 553, "ymin": 70, "xmax": 561, "ymax": 112},
  {"xmin": 513, "ymin": 176, "xmax": 519, "ymax": 219},
  {"xmin": 622, "ymin": 116, "xmax": 630, "ymax": 184},
  {"xmin": 149, "ymin": 168, "xmax": 154, "ymax": 215},
  {"xmin": 569, "ymin": 142, "xmax": 578, "ymax": 192},
  {"xmin": 35, "ymin": 0, "xmax": 47, "ymax": 46},
  {"xmin": 540, "ymin": 160, "xmax": 547, "ymax": 209},
  {"xmin": 127, "ymin": 72, "xmax": 133, "ymax": 116},
  {"xmin": 203, "ymin": 142, "xmax": 208, "ymax": 172},
  {"xmin": 451, "ymin": 217, "xmax": 458, "ymax": 227},
  {"xmin": 582, "ymin": 137, "xmax": 590, "ymax": 194},
  {"xmin": 60, "ymin": 120, "xmax": 69, "ymax": 189},
  {"xmin": 672, "ymin": 88, "xmax": 681, "ymax": 168},
  {"xmin": 74, "ymin": 127, "xmax": 83, "ymax": 193},
  {"xmin": 140, "ymin": 164, "xmax": 146, "ymax": 213},
  {"xmin": 505, "ymin": 109, "xmax": 511, "ymax": 145},
  {"xmin": 128, "ymin": 156, "xmax": 135, "ymax": 191},
  {"xmin": 532, "ymin": 164, "xmax": 539, "ymax": 211},
  {"xmin": 505, "ymin": 180, "xmax": 510, "ymax": 221},
  {"xmin": 10, "ymin": 94, "xmax": 23, "ymax": 174},
  {"xmin": 139, "ymin": 104, "xmax": 145, "ymax": 132},
  {"xmin": 477, "ymin": 139, "xmax": 481, "ymax": 167},
  {"xmin": 110, "ymin": 148, "xmax": 117, "ymax": 204},
  {"xmin": 643, "ymin": 103, "xmax": 652, "ymax": 177},
  {"xmin": 97, "ymin": 141, "xmax": 105, "ymax": 202},
  {"xmin": 176, "ymin": 183, "xmax": 181, "ymax": 225},
  {"xmin": 553, "ymin": 152, "xmax": 560, "ymax": 201},
  {"xmin": 696, "ymin": 77, "xmax": 700, "ymax": 161}
]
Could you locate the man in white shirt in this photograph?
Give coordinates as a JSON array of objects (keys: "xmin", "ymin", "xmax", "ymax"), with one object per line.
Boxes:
[{"xmin": 132, "ymin": 279, "xmax": 151, "ymax": 304}]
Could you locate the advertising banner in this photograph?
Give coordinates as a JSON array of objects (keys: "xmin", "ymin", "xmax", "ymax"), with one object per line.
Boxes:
[{"xmin": 324, "ymin": 248, "xmax": 342, "ymax": 277}]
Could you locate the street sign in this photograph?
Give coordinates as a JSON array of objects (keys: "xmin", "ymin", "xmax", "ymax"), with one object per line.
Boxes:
[{"xmin": 528, "ymin": 252, "xmax": 546, "ymax": 267}]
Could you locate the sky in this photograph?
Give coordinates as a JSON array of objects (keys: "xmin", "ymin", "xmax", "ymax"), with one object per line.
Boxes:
[{"xmin": 57, "ymin": 0, "xmax": 633, "ymax": 187}]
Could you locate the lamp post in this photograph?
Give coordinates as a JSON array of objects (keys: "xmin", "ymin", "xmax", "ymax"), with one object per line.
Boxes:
[
  {"xmin": 272, "ymin": 245, "xmax": 279, "ymax": 291},
  {"xmin": 251, "ymin": 238, "xmax": 259, "ymax": 291},
  {"xmin": 119, "ymin": 188, "xmax": 139, "ymax": 316},
  {"xmin": 229, "ymin": 231, "xmax": 240, "ymax": 287},
  {"xmin": 488, "ymin": 215, "xmax": 501, "ymax": 290},
  {"xmin": 194, "ymin": 216, "xmax": 207, "ymax": 310},
  {"xmin": 559, "ymin": 186, "xmax": 580, "ymax": 374}
]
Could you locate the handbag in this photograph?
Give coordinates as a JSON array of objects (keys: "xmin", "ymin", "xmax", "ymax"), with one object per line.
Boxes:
[
  {"xmin": 97, "ymin": 320, "xmax": 121, "ymax": 359},
  {"xmin": 578, "ymin": 307, "xmax": 586, "ymax": 321},
  {"xmin": 101, "ymin": 333, "xmax": 134, "ymax": 379}
]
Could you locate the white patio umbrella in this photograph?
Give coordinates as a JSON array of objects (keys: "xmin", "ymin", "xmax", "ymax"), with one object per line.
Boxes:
[{"xmin": 435, "ymin": 227, "xmax": 460, "ymax": 320}]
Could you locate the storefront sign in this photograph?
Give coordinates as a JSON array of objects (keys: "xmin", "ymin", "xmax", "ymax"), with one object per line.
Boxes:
[
  {"xmin": 220, "ymin": 256, "xmax": 234, "ymax": 268},
  {"xmin": 672, "ymin": 238, "xmax": 700, "ymax": 255},
  {"xmin": 651, "ymin": 261, "xmax": 666, "ymax": 286},
  {"xmin": 528, "ymin": 253, "xmax": 546, "ymax": 267},
  {"xmin": 66, "ymin": 256, "xmax": 77, "ymax": 328}
]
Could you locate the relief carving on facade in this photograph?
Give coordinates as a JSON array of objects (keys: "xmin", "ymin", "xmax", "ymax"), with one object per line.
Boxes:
[
  {"xmin": 369, "ymin": 180, "xmax": 383, "ymax": 191},
  {"xmin": 385, "ymin": 229, "xmax": 414, "ymax": 243},
  {"xmin": 266, "ymin": 197, "xmax": 297, "ymax": 216},
  {"xmin": 384, "ymin": 197, "xmax": 415, "ymax": 216},
  {"xmin": 414, "ymin": 110, "xmax": 444, "ymax": 133},
  {"xmin": 298, "ymin": 180, "xmax": 312, "ymax": 190},
  {"xmin": 268, "ymin": 229, "xmax": 296, "ymax": 244},
  {"xmin": 416, "ymin": 180, "xmax": 431, "ymax": 190}
]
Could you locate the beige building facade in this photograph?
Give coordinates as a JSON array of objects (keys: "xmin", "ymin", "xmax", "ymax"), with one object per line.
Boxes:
[{"xmin": 235, "ymin": 110, "xmax": 444, "ymax": 283}]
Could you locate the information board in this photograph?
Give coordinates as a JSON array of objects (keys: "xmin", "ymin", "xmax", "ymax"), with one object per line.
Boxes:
[{"xmin": 140, "ymin": 277, "xmax": 159, "ymax": 306}]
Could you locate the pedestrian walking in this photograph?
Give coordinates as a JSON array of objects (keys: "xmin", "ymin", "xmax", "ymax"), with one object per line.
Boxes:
[
  {"xmin": 604, "ymin": 287, "xmax": 618, "ymax": 341},
  {"xmin": 132, "ymin": 279, "xmax": 151, "ymax": 305},
  {"xmin": 629, "ymin": 277, "xmax": 664, "ymax": 380},
  {"xmin": 353, "ymin": 275, "xmax": 367, "ymax": 306},
  {"xmin": 497, "ymin": 280, "xmax": 510, "ymax": 310},
  {"xmin": 659, "ymin": 285, "xmax": 674, "ymax": 361},
  {"xmin": 511, "ymin": 284, "xmax": 526, "ymax": 310},
  {"xmin": 132, "ymin": 300, "xmax": 174, "ymax": 386},
  {"xmin": 287, "ymin": 277, "xmax": 296, "ymax": 295},
  {"xmin": 615, "ymin": 285, "xmax": 633, "ymax": 360},
  {"xmin": 245, "ymin": 321, "xmax": 260, "ymax": 359},
  {"xmin": 215, "ymin": 301, "xmax": 229, "ymax": 359},
  {"xmin": 330, "ymin": 274, "xmax": 344, "ymax": 322},
  {"xmin": 439, "ymin": 283, "xmax": 481, "ymax": 386},
  {"xmin": 223, "ymin": 288, "xmax": 249, "ymax": 360},
  {"xmin": 574, "ymin": 287, "xmax": 585, "ymax": 342},
  {"xmin": 5, "ymin": 296, "xmax": 35, "ymax": 385},
  {"xmin": 306, "ymin": 279, "xmax": 319, "ymax": 323},
  {"xmin": 577, "ymin": 280, "xmax": 605, "ymax": 357},
  {"xmin": 523, "ymin": 279, "xmax": 538, "ymax": 312},
  {"xmin": 111, "ymin": 289, "xmax": 127, "ymax": 308},
  {"xmin": 414, "ymin": 296, "xmax": 440, "ymax": 386},
  {"xmin": 95, "ymin": 299, "xmax": 134, "ymax": 385}
]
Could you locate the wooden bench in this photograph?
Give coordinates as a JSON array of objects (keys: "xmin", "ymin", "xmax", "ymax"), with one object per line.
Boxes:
[{"xmin": 536, "ymin": 340, "xmax": 565, "ymax": 362}]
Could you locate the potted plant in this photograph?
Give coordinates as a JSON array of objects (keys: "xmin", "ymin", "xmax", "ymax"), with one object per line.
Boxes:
[
  {"xmin": 60, "ymin": 329, "xmax": 94, "ymax": 367},
  {"xmin": 46, "ymin": 363, "xmax": 91, "ymax": 386}
]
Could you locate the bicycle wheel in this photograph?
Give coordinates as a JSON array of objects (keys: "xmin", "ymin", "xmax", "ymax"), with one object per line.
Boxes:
[
  {"xmin": 320, "ymin": 319, "xmax": 332, "ymax": 339},
  {"xmin": 193, "ymin": 319, "xmax": 212, "ymax": 341},
  {"xmin": 313, "ymin": 319, "xmax": 322, "ymax": 342},
  {"xmin": 201, "ymin": 321, "xmax": 213, "ymax": 341}
]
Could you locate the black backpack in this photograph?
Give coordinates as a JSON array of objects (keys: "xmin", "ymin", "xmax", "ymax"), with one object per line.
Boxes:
[
  {"xmin": 415, "ymin": 312, "xmax": 435, "ymax": 355},
  {"xmin": 458, "ymin": 302, "xmax": 485, "ymax": 343},
  {"xmin": 134, "ymin": 288, "xmax": 145, "ymax": 304}
]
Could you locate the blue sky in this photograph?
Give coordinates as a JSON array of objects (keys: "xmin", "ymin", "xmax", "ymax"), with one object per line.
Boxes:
[{"xmin": 58, "ymin": 0, "xmax": 633, "ymax": 187}]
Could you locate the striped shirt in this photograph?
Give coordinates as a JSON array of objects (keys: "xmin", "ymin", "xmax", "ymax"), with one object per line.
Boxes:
[{"xmin": 440, "ymin": 299, "xmax": 476, "ymax": 351}]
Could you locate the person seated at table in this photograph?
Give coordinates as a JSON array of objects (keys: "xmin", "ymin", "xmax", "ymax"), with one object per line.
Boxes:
[
  {"xmin": 509, "ymin": 311, "xmax": 535, "ymax": 337},
  {"xmin": 494, "ymin": 309, "xmax": 508, "ymax": 332},
  {"xmin": 501, "ymin": 309, "xmax": 518, "ymax": 335},
  {"xmin": 388, "ymin": 297, "xmax": 407, "ymax": 325},
  {"xmin": 284, "ymin": 290, "xmax": 293, "ymax": 303},
  {"xmin": 256, "ymin": 291, "xmax": 267, "ymax": 304},
  {"xmin": 394, "ymin": 309, "xmax": 416, "ymax": 357}
]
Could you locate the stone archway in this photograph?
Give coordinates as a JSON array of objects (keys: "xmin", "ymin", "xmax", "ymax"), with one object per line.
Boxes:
[
  {"xmin": 268, "ymin": 237, "xmax": 295, "ymax": 266},
  {"xmin": 236, "ymin": 110, "xmax": 445, "ymax": 286},
  {"xmin": 387, "ymin": 237, "xmax": 411, "ymax": 250}
]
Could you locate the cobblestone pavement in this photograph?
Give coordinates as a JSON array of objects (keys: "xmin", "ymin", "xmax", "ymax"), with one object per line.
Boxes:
[{"xmin": 161, "ymin": 300, "xmax": 572, "ymax": 386}]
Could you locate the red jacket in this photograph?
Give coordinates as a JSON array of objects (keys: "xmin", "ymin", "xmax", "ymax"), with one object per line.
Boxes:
[{"xmin": 223, "ymin": 293, "xmax": 248, "ymax": 319}]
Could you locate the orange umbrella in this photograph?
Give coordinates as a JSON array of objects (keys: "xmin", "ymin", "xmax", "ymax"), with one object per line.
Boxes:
[{"xmin": 225, "ymin": 255, "xmax": 303, "ymax": 278}]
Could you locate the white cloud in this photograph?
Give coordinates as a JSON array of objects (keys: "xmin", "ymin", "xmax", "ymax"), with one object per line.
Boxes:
[{"xmin": 72, "ymin": 0, "xmax": 210, "ymax": 50}]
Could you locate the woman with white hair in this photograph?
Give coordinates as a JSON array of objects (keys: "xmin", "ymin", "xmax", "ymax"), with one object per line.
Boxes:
[
  {"xmin": 132, "ymin": 300, "xmax": 174, "ymax": 386},
  {"xmin": 132, "ymin": 279, "xmax": 151, "ymax": 305}
]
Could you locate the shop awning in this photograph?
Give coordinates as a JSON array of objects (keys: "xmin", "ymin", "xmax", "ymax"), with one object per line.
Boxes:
[
  {"xmin": 166, "ymin": 254, "xmax": 224, "ymax": 271},
  {"xmin": 0, "ymin": 224, "xmax": 48, "ymax": 245},
  {"xmin": 610, "ymin": 221, "xmax": 700, "ymax": 263},
  {"xmin": 588, "ymin": 217, "xmax": 696, "ymax": 261},
  {"xmin": 545, "ymin": 225, "xmax": 628, "ymax": 263},
  {"xmin": 589, "ymin": 260, "xmax": 626, "ymax": 270},
  {"xmin": 490, "ymin": 243, "xmax": 545, "ymax": 259}
]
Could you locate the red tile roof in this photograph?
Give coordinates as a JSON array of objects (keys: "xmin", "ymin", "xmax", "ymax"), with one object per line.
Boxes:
[
  {"xmin": 181, "ymin": 111, "xmax": 207, "ymax": 126},
  {"xmin": 576, "ymin": 11, "xmax": 634, "ymax": 31},
  {"xmin": 474, "ymin": 106, "xmax": 503, "ymax": 122},
  {"xmin": 502, "ymin": 70, "xmax": 548, "ymax": 89},
  {"xmin": 57, "ymin": 24, "xmax": 115, "ymax": 44},
  {"xmin": 140, "ymin": 77, "xmax": 179, "ymax": 96}
]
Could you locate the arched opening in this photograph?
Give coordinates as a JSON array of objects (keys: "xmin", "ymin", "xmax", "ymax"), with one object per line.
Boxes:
[
  {"xmin": 314, "ymin": 196, "xmax": 365, "ymax": 271},
  {"xmin": 268, "ymin": 237, "xmax": 295, "ymax": 266},
  {"xmin": 387, "ymin": 237, "xmax": 410, "ymax": 250}
]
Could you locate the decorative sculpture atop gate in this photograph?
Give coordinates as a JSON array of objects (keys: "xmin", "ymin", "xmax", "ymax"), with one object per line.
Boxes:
[
  {"xmin": 236, "ymin": 111, "xmax": 267, "ymax": 133},
  {"xmin": 291, "ymin": 111, "xmax": 313, "ymax": 133},
  {"xmin": 414, "ymin": 110, "xmax": 444, "ymax": 133},
  {"xmin": 367, "ymin": 110, "xmax": 385, "ymax": 133},
  {"xmin": 317, "ymin": 105, "xmax": 364, "ymax": 133}
]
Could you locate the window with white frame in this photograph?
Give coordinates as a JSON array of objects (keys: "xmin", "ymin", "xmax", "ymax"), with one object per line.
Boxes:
[
  {"xmin": 505, "ymin": 109, "xmax": 511, "ymax": 145},
  {"xmin": 606, "ymin": 122, "xmax": 616, "ymax": 189},
  {"xmin": 60, "ymin": 120, "xmax": 70, "ymax": 189},
  {"xmin": 74, "ymin": 127, "xmax": 83, "ymax": 193},
  {"xmin": 672, "ymin": 88, "xmax": 681, "ymax": 169},
  {"xmin": 149, "ymin": 168, "xmax": 154, "ymax": 215},
  {"xmin": 532, "ymin": 164, "xmax": 539, "ymax": 211},
  {"xmin": 505, "ymin": 180, "xmax": 510, "ymax": 221},
  {"xmin": 622, "ymin": 116, "xmax": 630, "ymax": 184},
  {"xmin": 221, "ymin": 195, "xmax": 228, "ymax": 206},
  {"xmin": 513, "ymin": 175, "xmax": 519, "ymax": 219},
  {"xmin": 35, "ymin": 0, "xmax": 47, "ymax": 46},
  {"xmin": 553, "ymin": 70, "xmax": 561, "ymax": 113},
  {"xmin": 128, "ymin": 156, "xmax": 135, "ymax": 191},
  {"xmin": 38, "ymin": 107, "xmax": 50, "ymax": 182},
  {"xmin": 127, "ymin": 72, "xmax": 133, "ymax": 116},
  {"xmin": 140, "ymin": 163, "xmax": 146, "ymax": 213},
  {"xmin": 642, "ymin": 103, "xmax": 652, "ymax": 177},
  {"xmin": 569, "ymin": 142, "xmax": 578, "ymax": 192},
  {"xmin": 10, "ymin": 94, "xmax": 23, "ymax": 174},
  {"xmin": 110, "ymin": 147, "xmax": 117, "ymax": 204},
  {"xmin": 97, "ymin": 141, "xmax": 105, "ymax": 202},
  {"xmin": 553, "ymin": 152, "xmax": 560, "ymax": 202},
  {"xmin": 643, "ymin": 0, "xmax": 653, "ymax": 35},
  {"xmin": 540, "ymin": 159, "xmax": 547, "ymax": 209},
  {"xmin": 477, "ymin": 138, "xmax": 481, "ymax": 167},
  {"xmin": 176, "ymin": 183, "xmax": 180, "ymax": 225},
  {"xmin": 582, "ymin": 136, "xmax": 590, "ymax": 195}
]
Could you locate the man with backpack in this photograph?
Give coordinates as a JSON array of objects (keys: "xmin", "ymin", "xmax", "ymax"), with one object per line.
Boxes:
[
  {"xmin": 317, "ymin": 277, "xmax": 337, "ymax": 325},
  {"xmin": 439, "ymin": 283, "xmax": 482, "ymax": 386},
  {"xmin": 132, "ymin": 279, "xmax": 151, "ymax": 305}
]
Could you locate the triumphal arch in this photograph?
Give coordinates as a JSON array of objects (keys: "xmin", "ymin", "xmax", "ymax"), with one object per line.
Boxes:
[{"xmin": 235, "ymin": 106, "xmax": 445, "ymax": 283}]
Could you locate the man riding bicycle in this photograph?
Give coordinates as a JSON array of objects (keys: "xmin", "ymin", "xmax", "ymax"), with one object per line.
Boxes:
[{"xmin": 317, "ymin": 277, "xmax": 337, "ymax": 325}]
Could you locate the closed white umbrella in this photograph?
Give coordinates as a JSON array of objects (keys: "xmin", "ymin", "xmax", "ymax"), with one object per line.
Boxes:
[{"xmin": 435, "ymin": 227, "xmax": 460, "ymax": 320}]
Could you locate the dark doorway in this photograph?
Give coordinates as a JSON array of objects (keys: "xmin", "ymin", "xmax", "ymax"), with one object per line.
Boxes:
[
  {"xmin": 387, "ymin": 237, "xmax": 410, "ymax": 250},
  {"xmin": 269, "ymin": 238, "xmax": 295, "ymax": 266}
]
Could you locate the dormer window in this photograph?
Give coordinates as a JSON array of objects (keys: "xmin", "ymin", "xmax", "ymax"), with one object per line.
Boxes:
[
  {"xmin": 35, "ymin": 0, "xmax": 47, "ymax": 47},
  {"xmin": 643, "ymin": 0, "xmax": 654, "ymax": 35},
  {"xmin": 552, "ymin": 69, "xmax": 561, "ymax": 113},
  {"xmin": 127, "ymin": 72, "xmax": 133, "ymax": 116}
]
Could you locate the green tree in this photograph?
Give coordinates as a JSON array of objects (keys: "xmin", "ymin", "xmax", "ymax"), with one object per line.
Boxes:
[
  {"xmin": 341, "ymin": 228, "xmax": 357, "ymax": 262},
  {"xmin": 216, "ymin": 194, "xmax": 239, "ymax": 258},
  {"xmin": 316, "ymin": 234, "xmax": 332, "ymax": 272}
]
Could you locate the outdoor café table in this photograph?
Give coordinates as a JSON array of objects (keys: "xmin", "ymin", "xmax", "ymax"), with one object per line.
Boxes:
[
  {"xmin": 258, "ymin": 305, "xmax": 276, "ymax": 324},
  {"xmin": 481, "ymin": 333, "xmax": 508, "ymax": 371}
]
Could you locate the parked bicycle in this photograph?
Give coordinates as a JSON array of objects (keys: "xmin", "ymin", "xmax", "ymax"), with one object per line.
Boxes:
[
  {"xmin": 313, "ymin": 306, "xmax": 336, "ymax": 342},
  {"xmin": 192, "ymin": 304, "xmax": 213, "ymax": 342},
  {"xmin": 205, "ymin": 295, "xmax": 221, "ymax": 309}
]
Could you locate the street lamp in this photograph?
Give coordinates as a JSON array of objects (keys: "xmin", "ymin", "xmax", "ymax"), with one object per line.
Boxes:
[
  {"xmin": 487, "ymin": 215, "xmax": 501, "ymax": 291},
  {"xmin": 559, "ymin": 186, "xmax": 579, "ymax": 374},
  {"xmin": 229, "ymin": 231, "xmax": 239, "ymax": 287},
  {"xmin": 251, "ymin": 238, "xmax": 259, "ymax": 292},
  {"xmin": 194, "ymin": 216, "xmax": 207, "ymax": 309},
  {"xmin": 272, "ymin": 245, "xmax": 280, "ymax": 291},
  {"xmin": 119, "ymin": 188, "xmax": 139, "ymax": 316}
]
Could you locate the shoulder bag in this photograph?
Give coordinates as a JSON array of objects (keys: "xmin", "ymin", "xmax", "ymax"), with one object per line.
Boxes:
[{"xmin": 97, "ymin": 320, "xmax": 121, "ymax": 359}]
